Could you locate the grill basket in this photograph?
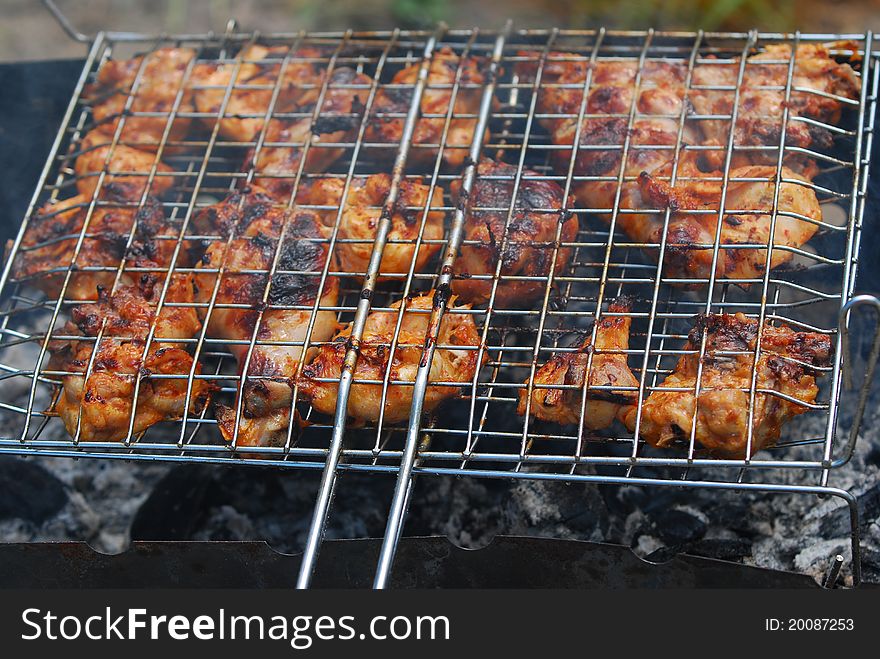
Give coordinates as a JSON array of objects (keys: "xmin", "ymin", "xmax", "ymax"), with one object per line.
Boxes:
[{"xmin": 1, "ymin": 1, "xmax": 879, "ymax": 587}]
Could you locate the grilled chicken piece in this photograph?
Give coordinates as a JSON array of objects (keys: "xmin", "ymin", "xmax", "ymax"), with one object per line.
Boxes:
[
  {"xmin": 85, "ymin": 47, "xmax": 197, "ymax": 151},
  {"xmin": 520, "ymin": 45, "xmax": 859, "ymax": 185},
  {"xmin": 298, "ymin": 174, "xmax": 445, "ymax": 279},
  {"xmin": 12, "ymin": 194, "xmax": 178, "ymax": 301},
  {"xmin": 516, "ymin": 47, "xmax": 853, "ymax": 284},
  {"xmin": 621, "ymin": 313, "xmax": 832, "ymax": 457},
  {"xmin": 518, "ymin": 52, "xmax": 696, "ymax": 187},
  {"xmin": 366, "ymin": 48, "xmax": 487, "ymax": 168},
  {"xmin": 50, "ymin": 270, "xmax": 209, "ymax": 442},
  {"xmin": 518, "ymin": 298, "xmax": 638, "ymax": 429},
  {"xmin": 299, "ymin": 292, "xmax": 484, "ymax": 425},
  {"xmin": 75, "ymin": 129, "xmax": 175, "ymax": 200},
  {"xmin": 192, "ymin": 188, "xmax": 339, "ymax": 448},
  {"xmin": 191, "ymin": 44, "xmax": 322, "ymax": 143},
  {"xmin": 689, "ymin": 43, "xmax": 861, "ymax": 171},
  {"xmin": 601, "ymin": 156, "xmax": 821, "ymax": 284},
  {"xmin": 245, "ymin": 67, "xmax": 373, "ymax": 201},
  {"xmin": 451, "ymin": 159, "xmax": 579, "ymax": 307}
]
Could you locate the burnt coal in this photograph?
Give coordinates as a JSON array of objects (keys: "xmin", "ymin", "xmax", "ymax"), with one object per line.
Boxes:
[
  {"xmin": 652, "ymin": 509, "xmax": 708, "ymax": 545},
  {"xmin": 0, "ymin": 459, "xmax": 67, "ymax": 523},
  {"xmin": 860, "ymin": 548, "xmax": 880, "ymax": 583},
  {"xmin": 819, "ymin": 483, "xmax": 880, "ymax": 538}
]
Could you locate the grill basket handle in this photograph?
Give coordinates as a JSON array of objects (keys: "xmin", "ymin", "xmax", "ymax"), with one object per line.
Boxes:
[
  {"xmin": 42, "ymin": 0, "xmax": 90, "ymax": 43},
  {"xmin": 838, "ymin": 294, "xmax": 880, "ymax": 460}
]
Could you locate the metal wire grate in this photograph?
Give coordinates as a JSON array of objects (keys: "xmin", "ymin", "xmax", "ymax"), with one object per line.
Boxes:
[{"xmin": 1, "ymin": 14, "xmax": 879, "ymax": 586}]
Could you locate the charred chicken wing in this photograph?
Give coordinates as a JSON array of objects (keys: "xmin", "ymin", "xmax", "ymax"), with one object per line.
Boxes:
[
  {"xmin": 85, "ymin": 47, "xmax": 197, "ymax": 151},
  {"xmin": 298, "ymin": 173, "xmax": 445, "ymax": 279},
  {"xmin": 452, "ymin": 159, "xmax": 578, "ymax": 307},
  {"xmin": 621, "ymin": 313, "xmax": 832, "ymax": 457},
  {"xmin": 518, "ymin": 298, "xmax": 639, "ymax": 430},
  {"xmin": 518, "ymin": 52, "xmax": 695, "ymax": 190},
  {"xmin": 50, "ymin": 271, "xmax": 210, "ymax": 442},
  {"xmin": 299, "ymin": 292, "xmax": 484, "ymax": 425},
  {"xmin": 75, "ymin": 129, "xmax": 175, "ymax": 200},
  {"xmin": 191, "ymin": 44, "xmax": 322, "ymax": 143},
  {"xmin": 689, "ymin": 43, "xmax": 861, "ymax": 171},
  {"xmin": 246, "ymin": 67, "xmax": 373, "ymax": 201},
  {"xmin": 12, "ymin": 194, "xmax": 178, "ymax": 301},
  {"xmin": 597, "ymin": 157, "xmax": 822, "ymax": 284},
  {"xmin": 366, "ymin": 48, "xmax": 487, "ymax": 168},
  {"xmin": 192, "ymin": 188, "xmax": 339, "ymax": 448}
]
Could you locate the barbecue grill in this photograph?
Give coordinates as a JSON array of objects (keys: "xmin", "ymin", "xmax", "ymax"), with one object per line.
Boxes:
[{"xmin": 1, "ymin": 0, "xmax": 879, "ymax": 588}]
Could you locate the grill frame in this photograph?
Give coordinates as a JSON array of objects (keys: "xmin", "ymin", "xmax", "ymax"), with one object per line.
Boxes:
[{"xmin": 1, "ymin": 5, "xmax": 879, "ymax": 587}]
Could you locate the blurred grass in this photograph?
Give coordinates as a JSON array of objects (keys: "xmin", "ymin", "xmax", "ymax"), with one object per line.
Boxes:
[
  {"xmin": 381, "ymin": 0, "xmax": 796, "ymax": 30},
  {"xmin": 3, "ymin": 0, "xmax": 878, "ymax": 61}
]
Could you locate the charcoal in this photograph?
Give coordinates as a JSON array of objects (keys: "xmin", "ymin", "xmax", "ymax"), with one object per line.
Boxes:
[
  {"xmin": 860, "ymin": 547, "xmax": 880, "ymax": 583},
  {"xmin": 652, "ymin": 508, "xmax": 708, "ymax": 545},
  {"xmin": 130, "ymin": 465, "xmax": 214, "ymax": 540},
  {"xmin": 0, "ymin": 459, "xmax": 67, "ymax": 523},
  {"xmin": 819, "ymin": 483, "xmax": 880, "ymax": 538}
]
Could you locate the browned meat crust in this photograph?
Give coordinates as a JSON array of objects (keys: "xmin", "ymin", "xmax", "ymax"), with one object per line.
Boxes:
[
  {"xmin": 245, "ymin": 67, "xmax": 373, "ymax": 201},
  {"xmin": 365, "ymin": 47, "xmax": 488, "ymax": 168},
  {"xmin": 518, "ymin": 297, "xmax": 639, "ymax": 429},
  {"xmin": 451, "ymin": 158, "xmax": 579, "ymax": 307},
  {"xmin": 297, "ymin": 173, "xmax": 445, "ymax": 279},
  {"xmin": 12, "ymin": 194, "xmax": 179, "ymax": 301},
  {"xmin": 193, "ymin": 187, "xmax": 339, "ymax": 448},
  {"xmin": 621, "ymin": 313, "xmax": 832, "ymax": 457},
  {"xmin": 299, "ymin": 292, "xmax": 484, "ymax": 425},
  {"xmin": 49, "ymin": 270, "xmax": 211, "ymax": 442}
]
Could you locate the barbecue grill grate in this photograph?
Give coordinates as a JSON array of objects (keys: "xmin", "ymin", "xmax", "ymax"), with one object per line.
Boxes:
[{"xmin": 1, "ymin": 4, "xmax": 879, "ymax": 587}]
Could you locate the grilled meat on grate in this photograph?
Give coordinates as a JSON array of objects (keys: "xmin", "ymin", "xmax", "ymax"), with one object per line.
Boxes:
[
  {"xmin": 12, "ymin": 193, "xmax": 178, "ymax": 300},
  {"xmin": 192, "ymin": 187, "xmax": 339, "ymax": 448},
  {"xmin": 299, "ymin": 173, "xmax": 445, "ymax": 280},
  {"xmin": 518, "ymin": 297, "xmax": 639, "ymax": 429},
  {"xmin": 49, "ymin": 270, "xmax": 210, "ymax": 442},
  {"xmin": 299, "ymin": 291, "xmax": 484, "ymax": 425},
  {"xmin": 451, "ymin": 158, "xmax": 579, "ymax": 307},
  {"xmin": 622, "ymin": 313, "xmax": 833, "ymax": 457}
]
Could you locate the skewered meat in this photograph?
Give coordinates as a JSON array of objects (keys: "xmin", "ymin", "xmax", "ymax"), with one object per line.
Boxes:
[
  {"xmin": 75, "ymin": 129, "xmax": 174, "ymax": 200},
  {"xmin": 366, "ymin": 47, "xmax": 487, "ymax": 168},
  {"xmin": 452, "ymin": 158, "xmax": 579, "ymax": 307},
  {"xmin": 192, "ymin": 187, "xmax": 339, "ymax": 448},
  {"xmin": 12, "ymin": 194, "xmax": 178, "ymax": 301},
  {"xmin": 299, "ymin": 292, "xmax": 484, "ymax": 425},
  {"xmin": 245, "ymin": 67, "xmax": 373, "ymax": 201},
  {"xmin": 85, "ymin": 47, "xmax": 197, "ymax": 151},
  {"xmin": 50, "ymin": 270, "xmax": 210, "ymax": 442},
  {"xmin": 591, "ymin": 156, "xmax": 822, "ymax": 285},
  {"xmin": 621, "ymin": 313, "xmax": 832, "ymax": 457},
  {"xmin": 518, "ymin": 297, "xmax": 638, "ymax": 429},
  {"xmin": 191, "ymin": 44, "xmax": 322, "ymax": 143},
  {"xmin": 298, "ymin": 174, "xmax": 445, "ymax": 279}
]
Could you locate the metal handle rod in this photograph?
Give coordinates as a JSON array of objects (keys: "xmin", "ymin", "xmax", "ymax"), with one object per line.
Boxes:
[
  {"xmin": 42, "ymin": 0, "xmax": 90, "ymax": 43},
  {"xmin": 836, "ymin": 294, "xmax": 880, "ymax": 462},
  {"xmin": 295, "ymin": 25, "xmax": 447, "ymax": 589},
  {"xmin": 372, "ymin": 24, "xmax": 512, "ymax": 590},
  {"xmin": 822, "ymin": 33, "xmax": 876, "ymax": 482}
]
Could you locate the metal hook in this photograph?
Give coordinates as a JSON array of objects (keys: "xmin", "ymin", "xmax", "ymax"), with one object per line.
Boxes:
[{"xmin": 42, "ymin": 0, "xmax": 91, "ymax": 43}]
